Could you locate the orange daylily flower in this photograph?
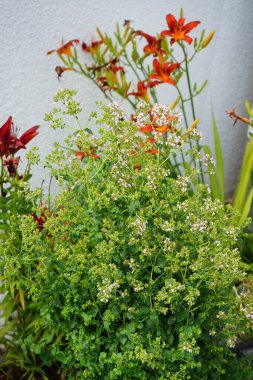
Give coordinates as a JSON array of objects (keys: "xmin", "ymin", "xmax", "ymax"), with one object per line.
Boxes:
[
  {"xmin": 138, "ymin": 113, "xmax": 177, "ymax": 135},
  {"xmin": 127, "ymin": 81, "xmax": 152, "ymax": 102},
  {"xmin": 139, "ymin": 123, "xmax": 173, "ymax": 134},
  {"xmin": 146, "ymin": 148, "xmax": 159, "ymax": 154},
  {"xmin": 135, "ymin": 31, "xmax": 165, "ymax": 56},
  {"xmin": 161, "ymin": 14, "xmax": 200, "ymax": 45},
  {"xmin": 47, "ymin": 39, "xmax": 79, "ymax": 57},
  {"xmin": 226, "ymin": 107, "xmax": 251, "ymax": 126},
  {"xmin": 75, "ymin": 148, "xmax": 99, "ymax": 160},
  {"xmin": 148, "ymin": 59, "xmax": 180, "ymax": 86}
]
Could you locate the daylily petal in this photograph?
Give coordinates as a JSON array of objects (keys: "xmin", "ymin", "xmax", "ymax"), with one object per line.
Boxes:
[
  {"xmin": 0, "ymin": 116, "xmax": 12, "ymax": 156},
  {"xmin": 163, "ymin": 13, "xmax": 200, "ymax": 45}
]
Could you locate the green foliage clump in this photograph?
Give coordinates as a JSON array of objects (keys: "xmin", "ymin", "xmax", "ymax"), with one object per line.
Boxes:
[{"xmin": 2, "ymin": 91, "xmax": 253, "ymax": 379}]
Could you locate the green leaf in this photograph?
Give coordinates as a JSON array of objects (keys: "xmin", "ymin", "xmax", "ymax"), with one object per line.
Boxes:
[
  {"xmin": 195, "ymin": 80, "xmax": 208, "ymax": 96},
  {"xmin": 245, "ymin": 100, "xmax": 253, "ymax": 118},
  {"xmin": 233, "ymin": 138, "xmax": 253, "ymax": 214},
  {"xmin": 0, "ymin": 319, "xmax": 16, "ymax": 339},
  {"xmin": 239, "ymin": 187, "xmax": 253, "ymax": 226},
  {"xmin": 212, "ymin": 109, "xmax": 224, "ymax": 202}
]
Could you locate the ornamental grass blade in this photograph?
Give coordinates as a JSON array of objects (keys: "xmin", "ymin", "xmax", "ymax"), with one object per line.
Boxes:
[
  {"xmin": 239, "ymin": 187, "xmax": 253, "ymax": 226},
  {"xmin": 233, "ymin": 138, "xmax": 253, "ymax": 214},
  {"xmin": 212, "ymin": 109, "xmax": 224, "ymax": 202}
]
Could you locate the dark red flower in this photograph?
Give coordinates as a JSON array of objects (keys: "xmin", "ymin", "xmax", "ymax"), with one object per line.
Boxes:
[
  {"xmin": 82, "ymin": 40, "xmax": 103, "ymax": 54},
  {"xmin": 9, "ymin": 125, "xmax": 40, "ymax": 155},
  {"xmin": 135, "ymin": 31, "xmax": 165, "ymax": 56},
  {"xmin": 32, "ymin": 208, "xmax": 48, "ymax": 233},
  {"xmin": 108, "ymin": 61, "xmax": 125, "ymax": 74},
  {"xmin": 161, "ymin": 14, "xmax": 200, "ymax": 45},
  {"xmin": 148, "ymin": 59, "xmax": 180, "ymax": 86},
  {"xmin": 0, "ymin": 116, "xmax": 12, "ymax": 157},
  {"xmin": 47, "ymin": 39, "xmax": 79, "ymax": 57},
  {"xmin": 3, "ymin": 157, "xmax": 20, "ymax": 177}
]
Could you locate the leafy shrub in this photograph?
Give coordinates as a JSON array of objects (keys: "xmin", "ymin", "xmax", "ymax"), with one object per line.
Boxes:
[{"xmin": 1, "ymin": 91, "xmax": 253, "ymax": 379}]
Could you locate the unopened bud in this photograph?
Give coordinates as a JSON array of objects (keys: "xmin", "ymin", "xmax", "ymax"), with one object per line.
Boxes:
[{"xmin": 202, "ymin": 31, "xmax": 215, "ymax": 49}]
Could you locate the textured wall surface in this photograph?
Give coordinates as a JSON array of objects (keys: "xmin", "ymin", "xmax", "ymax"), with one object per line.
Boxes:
[{"xmin": 1, "ymin": 0, "xmax": 253, "ymax": 194}]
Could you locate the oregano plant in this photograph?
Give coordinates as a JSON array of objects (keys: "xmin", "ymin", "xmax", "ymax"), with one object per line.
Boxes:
[{"xmin": 1, "ymin": 90, "xmax": 253, "ymax": 379}]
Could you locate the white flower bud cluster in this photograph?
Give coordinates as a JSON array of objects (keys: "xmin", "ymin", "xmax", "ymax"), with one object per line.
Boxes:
[
  {"xmin": 111, "ymin": 161, "xmax": 133, "ymax": 189},
  {"xmin": 189, "ymin": 128, "xmax": 202, "ymax": 140},
  {"xmin": 191, "ymin": 218, "xmax": 207, "ymax": 233},
  {"xmin": 200, "ymin": 153, "xmax": 216, "ymax": 170},
  {"xmin": 176, "ymin": 176, "xmax": 190, "ymax": 192},
  {"xmin": 108, "ymin": 101, "xmax": 125, "ymax": 118},
  {"xmin": 165, "ymin": 134, "xmax": 182, "ymax": 149},
  {"xmin": 98, "ymin": 279, "xmax": 120, "ymax": 303},
  {"xmin": 160, "ymin": 220, "xmax": 173, "ymax": 232},
  {"xmin": 130, "ymin": 218, "xmax": 147, "ymax": 236},
  {"xmin": 163, "ymin": 237, "xmax": 176, "ymax": 252}
]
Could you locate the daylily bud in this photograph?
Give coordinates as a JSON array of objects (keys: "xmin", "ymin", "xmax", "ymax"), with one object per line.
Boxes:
[
  {"xmin": 202, "ymin": 31, "xmax": 215, "ymax": 49},
  {"xmin": 170, "ymin": 96, "xmax": 180, "ymax": 110},
  {"xmin": 183, "ymin": 118, "xmax": 200, "ymax": 139},
  {"xmin": 188, "ymin": 118, "xmax": 200, "ymax": 131}
]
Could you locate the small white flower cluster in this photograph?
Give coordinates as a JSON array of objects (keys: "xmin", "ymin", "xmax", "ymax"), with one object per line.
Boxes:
[
  {"xmin": 133, "ymin": 102, "xmax": 182, "ymax": 130},
  {"xmin": 160, "ymin": 220, "xmax": 173, "ymax": 232},
  {"xmin": 98, "ymin": 278, "xmax": 120, "ymax": 303},
  {"xmin": 200, "ymin": 153, "xmax": 216, "ymax": 173},
  {"xmin": 191, "ymin": 218, "xmax": 207, "ymax": 233},
  {"xmin": 151, "ymin": 103, "xmax": 171, "ymax": 126},
  {"xmin": 176, "ymin": 175, "xmax": 190, "ymax": 192},
  {"xmin": 111, "ymin": 161, "xmax": 133, "ymax": 189},
  {"xmin": 224, "ymin": 226, "xmax": 239, "ymax": 242},
  {"xmin": 163, "ymin": 237, "xmax": 176, "ymax": 252},
  {"xmin": 189, "ymin": 128, "xmax": 202, "ymax": 140},
  {"xmin": 134, "ymin": 102, "xmax": 151, "ymax": 126},
  {"xmin": 241, "ymin": 305, "xmax": 253, "ymax": 321},
  {"xmin": 167, "ymin": 282, "xmax": 182, "ymax": 292},
  {"xmin": 108, "ymin": 101, "xmax": 125, "ymax": 118},
  {"xmin": 216, "ymin": 311, "xmax": 225, "ymax": 319},
  {"xmin": 141, "ymin": 166, "xmax": 169, "ymax": 190},
  {"xmin": 130, "ymin": 218, "xmax": 147, "ymax": 236},
  {"xmin": 180, "ymin": 340, "xmax": 195, "ymax": 353},
  {"xmin": 165, "ymin": 134, "xmax": 182, "ymax": 149},
  {"xmin": 227, "ymin": 337, "xmax": 237, "ymax": 348}
]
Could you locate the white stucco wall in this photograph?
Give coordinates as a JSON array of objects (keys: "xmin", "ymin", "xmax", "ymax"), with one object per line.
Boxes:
[{"xmin": 1, "ymin": 0, "xmax": 253, "ymax": 195}]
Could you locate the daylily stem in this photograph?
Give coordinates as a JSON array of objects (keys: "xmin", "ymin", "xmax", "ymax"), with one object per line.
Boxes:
[
  {"xmin": 72, "ymin": 58, "xmax": 114, "ymax": 102},
  {"xmin": 181, "ymin": 43, "xmax": 205, "ymax": 184},
  {"xmin": 123, "ymin": 53, "xmax": 142, "ymax": 82}
]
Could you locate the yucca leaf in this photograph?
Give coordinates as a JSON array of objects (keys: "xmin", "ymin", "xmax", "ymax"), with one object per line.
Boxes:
[
  {"xmin": 239, "ymin": 187, "xmax": 253, "ymax": 226},
  {"xmin": 233, "ymin": 138, "xmax": 253, "ymax": 213},
  {"xmin": 212, "ymin": 109, "xmax": 224, "ymax": 202}
]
